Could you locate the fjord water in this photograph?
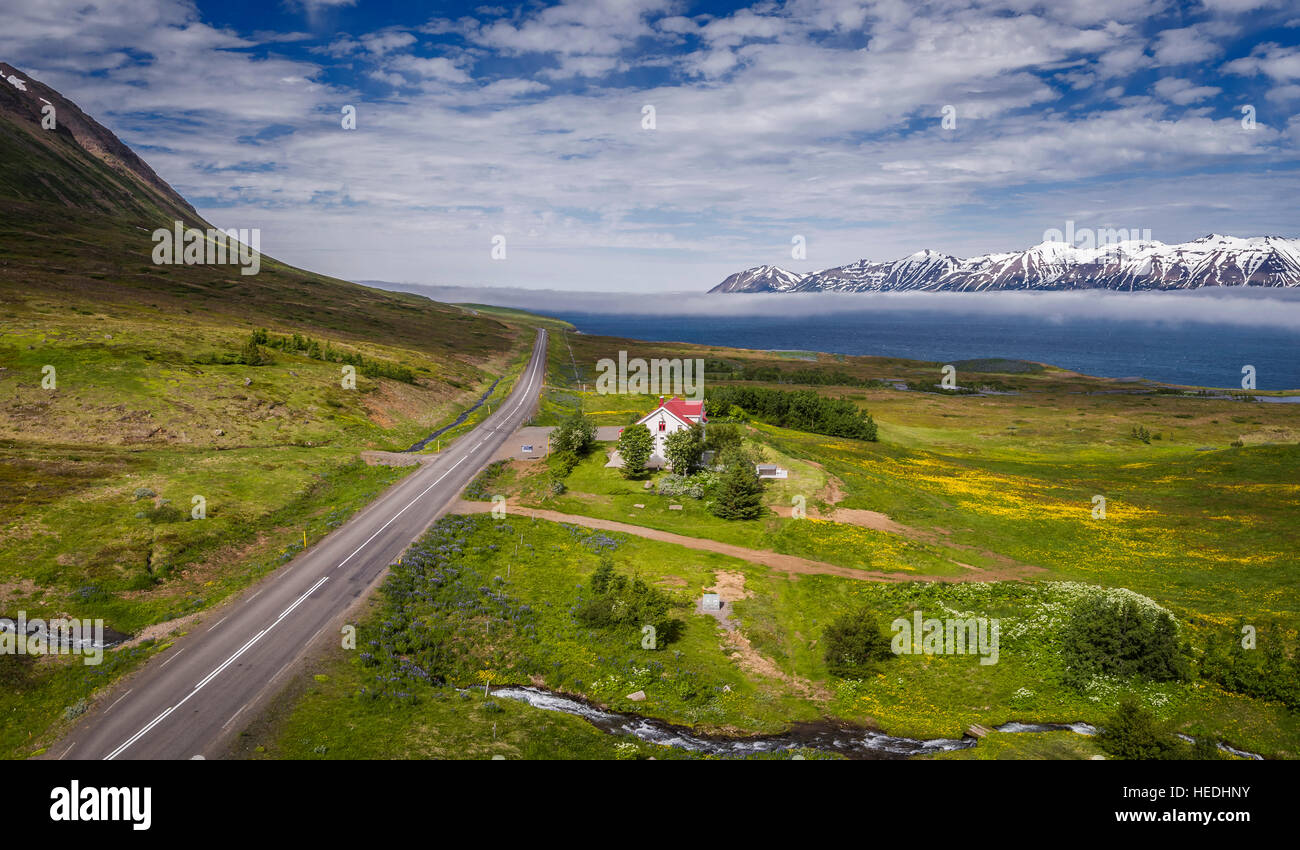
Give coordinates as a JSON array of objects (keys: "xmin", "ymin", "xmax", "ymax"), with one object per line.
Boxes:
[{"xmin": 553, "ymin": 310, "xmax": 1300, "ymax": 390}]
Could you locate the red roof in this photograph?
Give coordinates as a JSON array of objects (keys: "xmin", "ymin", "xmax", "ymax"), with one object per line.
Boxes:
[{"xmin": 657, "ymin": 396, "xmax": 706, "ymax": 422}]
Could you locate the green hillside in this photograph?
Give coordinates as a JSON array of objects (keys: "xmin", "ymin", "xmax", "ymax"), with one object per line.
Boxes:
[{"xmin": 0, "ymin": 63, "xmax": 543, "ymax": 757}]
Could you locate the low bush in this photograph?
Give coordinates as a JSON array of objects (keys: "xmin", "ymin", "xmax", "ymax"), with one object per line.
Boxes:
[
  {"xmin": 822, "ymin": 606, "xmax": 893, "ymax": 678},
  {"xmin": 1061, "ymin": 592, "xmax": 1189, "ymax": 688},
  {"xmin": 574, "ymin": 559, "xmax": 684, "ymax": 649},
  {"xmin": 655, "ymin": 472, "xmax": 715, "ymax": 499}
]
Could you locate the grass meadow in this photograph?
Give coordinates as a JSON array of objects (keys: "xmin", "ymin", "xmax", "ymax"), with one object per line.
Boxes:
[{"xmin": 225, "ymin": 331, "xmax": 1300, "ymax": 759}]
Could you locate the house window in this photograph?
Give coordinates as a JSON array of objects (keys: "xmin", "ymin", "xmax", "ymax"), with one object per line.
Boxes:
[{"xmin": 659, "ymin": 420, "xmax": 666, "ymax": 431}]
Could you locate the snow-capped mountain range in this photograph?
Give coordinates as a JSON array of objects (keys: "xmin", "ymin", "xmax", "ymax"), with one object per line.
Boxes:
[{"xmin": 709, "ymin": 235, "xmax": 1300, "ymax": 293}]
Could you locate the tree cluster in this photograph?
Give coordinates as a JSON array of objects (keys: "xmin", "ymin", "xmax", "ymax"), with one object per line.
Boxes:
[
  {"xmin": 822, "ymin": 606, "xmax": 894, "ymax": 678},
  {"xmin": 705, "ymin": 386, "xmax": 877, "ymax": 441},
  {"xmin": 1061, "ymin": 596, "xmax": 1189, "ymax": 688}
]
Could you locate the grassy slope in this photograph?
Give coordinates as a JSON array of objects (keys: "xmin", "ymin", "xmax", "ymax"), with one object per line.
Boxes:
[
  {"xmin": 8, "ymin": 66, "xmax": 1293, "ymax": 759},
  {"xmin": 240, "ymin": 514, "xmax": 1299, "ymax": 761},
  {"xmin": 453, "ymin": 303, "xmax": 576, "ymax": 332},
  {"xmin": 248, "ymin": 330, "xmax": 1292, "ymax": 759},
  {"xmin": 0, "ymin": 87, "xmax": 565, "ymax": 757},
  {"xmin": 541, "ymin": 332, "xmax": 1300, "ymax": 623},
  {"xmin": 240, "ymin": 329, "xmax": 1298, "ymax": 759}
]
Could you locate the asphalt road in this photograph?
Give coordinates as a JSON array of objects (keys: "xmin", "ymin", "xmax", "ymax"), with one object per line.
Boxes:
[{"xmin": 54, "ymin": 328, "xmax": 549, "ymax": 760}]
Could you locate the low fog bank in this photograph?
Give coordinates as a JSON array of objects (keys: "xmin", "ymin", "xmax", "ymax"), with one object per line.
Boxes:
[{"xmin": 367, "ymin": 281, "xmax": 1300, "ymax": 330}]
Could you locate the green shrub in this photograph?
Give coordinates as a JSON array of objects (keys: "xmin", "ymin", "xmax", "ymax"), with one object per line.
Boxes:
[
  {"xmin": 705, "ymin": 386, "xmax": 877, "ymax": 440},
  {"xmin": 237, "ymin": 337, "xmax": 271, "ymax": 366},
  {"xmin": 703, "ymin": 422, "xmax": 744, "ymax": 456},
  {"xmin": 822, "ymin": 606, "xmax": 893, "ymax": 678},
  {"xmin": 1097, "ymin": 695, "xmax": 1180, "ymax": 760},
  {"xmin": 616, "ymin": 424, "xmax": 653, "ymax": 479},
  {"xmin": 548, "ymin": 450, "xmax": 580, "ymax": 478},
  {"xmin": 709, "ymin": 449, "xmax": 765, "ymax": 520},
  {"xmin": 243, "ymin": 329, "xmax": 418, "ymax": 383},
  {"xmin": 663, "ymin": 424, "xmax": 704, "ymax": 472},
  {"xmin": 1200, "ymin": 622, "xmax": 1300, "ymax": 709},
  {"xmin": 552, "ymin": 412, "xmax": 597, "ymax": 456},
  {"xmin": 575, "ymin": 559, "xmax": 683, "ymax": 649},
  {"xmin": 1061, "ymin": 593, "xmax": 1189, "ymax": 688}
]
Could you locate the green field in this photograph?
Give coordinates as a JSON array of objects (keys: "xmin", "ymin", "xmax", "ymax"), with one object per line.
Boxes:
[
  {"xmin": 0, "ymin": 99, "xmax": 567, "ymax": 756},
  {"xmin": 239, "ymin": 512, "xmax": 1298, "ymax": 760},
  {"xmin": 0, "ymin": 296, "xmax": 549, "ymax": 757},
  {"xmin": 234, "ymin": 328, "xmax": 1299, "ymax": 759}
]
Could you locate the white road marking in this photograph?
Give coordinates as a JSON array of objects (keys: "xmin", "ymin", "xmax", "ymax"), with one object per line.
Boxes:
[
  {"xmin": 222, "ymin": 701, "xmax": 253, "ymax": 732},
  {"xmin": 159, "ymin": 648, "xmax": 185, "ymax": 668},
  {"xmin": 104, "ymin": 575, "xmax": 330, "ymax": 760},
  {"xmin": 331, "ymin": 454, "xmax": 470, "ymax": 571},
  {"xmin": 104, "ymin": 689, "xmax": 133, "ymax": 715},
  {"xmin": 209, "ymin": 615, "xmax": 228, "ymax": 631},
  {"xmin": 330, "ymin": 347, "xmax": 543, "ymax": 574},
  {"xmin": 98, "ymin": 333, "xmax": 547, "ymax": 760}
]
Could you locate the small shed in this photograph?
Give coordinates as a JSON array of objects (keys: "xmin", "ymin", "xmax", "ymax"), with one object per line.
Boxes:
[{"xmin": 701, "ymin": 593, "xmax": 722, "ymax": 611}]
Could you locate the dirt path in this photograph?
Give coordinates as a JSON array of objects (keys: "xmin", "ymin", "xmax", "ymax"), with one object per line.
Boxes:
[
  {"xmin": 771, "ymin": 503, "xmax": 910, "ymax": 533},
  {"xmin": 450, "ymin": 500, "xmax": 1039, "ymax": 583},
  {"xmin": 702, "ymin": 570, "xmax": 830, "ymax": 701},
  {"xmin": 767, "ymin": 472, "xmax": 1043, "ymax": 582}
]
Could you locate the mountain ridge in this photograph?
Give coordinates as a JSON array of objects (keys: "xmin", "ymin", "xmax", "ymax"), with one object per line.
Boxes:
[
  {"xmin": 711, "ymin": 234, "xmax": 1300, "ymax": 293},
  {"xmin": 0, "ymin": 62, "xmax": 523, "ymax": 362},
  {"xmin": 0, "ymin": 61, "xmax": 198, "ymax": 223}
]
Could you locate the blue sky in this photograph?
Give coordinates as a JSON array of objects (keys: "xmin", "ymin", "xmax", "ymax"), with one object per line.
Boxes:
[{"xmin": 3, "ymin": 0, "xmax": 1299, "ymax": 291}]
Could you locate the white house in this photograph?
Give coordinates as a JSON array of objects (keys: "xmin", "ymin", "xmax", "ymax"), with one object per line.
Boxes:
[{"xmin": 626, "ymin": 396, "xmax": 707, "ymax": 468}]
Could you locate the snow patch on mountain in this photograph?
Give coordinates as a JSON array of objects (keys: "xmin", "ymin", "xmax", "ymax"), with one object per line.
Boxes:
[{"xmin": 711, "ymin": 236, "xmax": 1300, "ymax": 293}]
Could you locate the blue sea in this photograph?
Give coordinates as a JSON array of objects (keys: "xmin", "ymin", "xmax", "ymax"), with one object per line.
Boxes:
[{"xmin": 551, "ymin": 310, "xmax": 1300, "ymax": 391}]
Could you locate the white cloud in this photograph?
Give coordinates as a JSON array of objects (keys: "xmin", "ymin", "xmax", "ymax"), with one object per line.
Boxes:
[
  {"xmin": 360, "ymin": 31, "xmax": 417, "ymax": 56},
  {"xmin": 1224, "ymin": 43, "xmax": 1300, "ymax": 81},
  {"xmin": 1153, "ymin": 76, "xmax": 1223, "ymax": 104},
  {"xmin": 1198, "ymin": 0, "xmax": 1279, "ymax": 13},
  {"xmin": 1152, "ymin": 25, "xmax": 1228, "ymax": 66},
  {"xmin": 386, "ymin": 54, "xmax": 471, "ymax": 84},
  {"xmin": 445, "ymin": 0, "xmax": 677, "ymax": 74},
  {"xmin": 1, "ymin": 0, "xmax": 1295, "ymax": 292}
]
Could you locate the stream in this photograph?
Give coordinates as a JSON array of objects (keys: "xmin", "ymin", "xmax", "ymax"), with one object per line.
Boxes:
[
  {"xmin": 493, "ymin": 686, "xmax": 969, "ymax": 758},
  {"xmin": 403, "ymin": 377, "xmax": 501, "ymax": 452},
  {"xmin": 0, "ymin": 618, "xmax": 130, "ymax": 650},
  {"xmin": 493, "ymin": 686, "xmax": 1263, "ymax": 760}
]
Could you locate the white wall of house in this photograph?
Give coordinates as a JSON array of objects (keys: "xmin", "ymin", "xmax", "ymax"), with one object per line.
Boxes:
[
  {"xmin": 633, "ymin": 399, "xmax": 705, "ymax": 469},
  {"xmin": 638, "ymin": 409, "xmax": 689, "ymax": 460}
]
